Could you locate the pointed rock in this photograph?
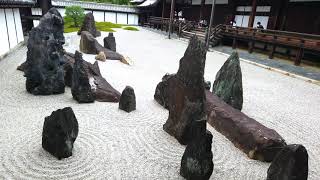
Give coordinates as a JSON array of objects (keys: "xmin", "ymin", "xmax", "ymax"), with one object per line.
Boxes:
[
  {"xmin": 78, "ymin": 12, "xmax": 101, "ymax": 37},
  {"xmin": 212, "ymin": 52, "xmax": 243, "ymax": 110},
  {"xmin": 42, "ymin": 107, "xmax": 79, "ymax": 160},
  {"xmin": 160, "ymin": 36, "xmax": 207, "ymax": 145},
  {"xmin": 119, "ymin": 86, "xmax": 136, "ymax": 112},
  {"xmin": 180, "ymin": 119, "xmax": 214, "ymax": 180},
  {"xmin": 24, "ymin": 8, "xmax": 65, "ymax": 95},
  {"xmin": 267, "ymin": 144, "xmax": 308, "ymax": 180},
  {"xmin": 104, "ymin": 32, "xmax": 116, "ymax": 52}
]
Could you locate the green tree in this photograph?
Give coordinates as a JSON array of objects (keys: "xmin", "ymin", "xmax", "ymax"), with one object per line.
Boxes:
[{"xmin": 65, "ymin": 6, "xmax": 85, "ymax": 27}]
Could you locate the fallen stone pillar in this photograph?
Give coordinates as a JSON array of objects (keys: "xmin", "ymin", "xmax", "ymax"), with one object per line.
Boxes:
[{"xmin": 205, "ymin": 90, "xmax": 286, "ymax": 162}]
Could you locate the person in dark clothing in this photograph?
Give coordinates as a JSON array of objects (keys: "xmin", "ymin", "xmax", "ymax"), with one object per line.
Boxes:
[{"xmin": 257, "ymin": 22, "xmax": 264, "ymax": 29}]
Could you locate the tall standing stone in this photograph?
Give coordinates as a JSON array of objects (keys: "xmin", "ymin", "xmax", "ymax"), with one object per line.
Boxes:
[
  {"xmin": 180, "ymin": 120, "xmax": 214, "ymax": 180},
  {"xmin": 78, "ymin": 12, "xmax": 101, "ymax": 37},
  {"xmin": 24, "ymin": 8, "xmax": 65, "ymax": 95},
  {"xmin": 42, "ymin": 107, "xmax": 79, "ymax": 160},
  {"xmin": 267, "ymin": 144, "xmax": 308, "ymax": 180},
  {"xmin": 158, "ymin": 36, "xmax": 207, "ymax": 145},
  {"xmin": 104, "ymin": 33, "xmax": 116, "ymax": 52},
  {"xmin": 212, "ymin": 52, "xmax": 243, "ymax": 110}
]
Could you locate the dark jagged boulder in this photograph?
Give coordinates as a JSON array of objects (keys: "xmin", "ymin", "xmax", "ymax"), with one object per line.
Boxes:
[
  {"xmin": 24, "ymin": 8, "xmax": 65, "ymax": 95},
  {"xmin": 180, "ymin": 120, "xmax": 214, "ymax": 180},
  {"xmin": 63, "ymin": 51, "xmax": 75, "ymax": 87},
  {"xmin": 158, "ymin": 36, "xmax": 207, "ymax": 145},
  {"xmin": 71, "ymin": 51, "xmax": 121, "ymax": 103},
  {"xmin": 212, "ymin": 52, "xmax": 243, "ymax": 110},
  {"xmin": 205, "ymin": 81, "xmax": 211, "ymax": 90},
  {"xmin": 80, "ymin": 31, "xmax": 125, "ymax": 61},
  {"xmin": 119, "ymin": 86, "xmax": 136, "ymax": 112},
  {"xmin": 267, "ymin": 144, "xmax": 308, "ymax": 180},
  {"xmin": 77, "ymin": 12, "xmax": 101, "ymax": 37},
  {"xmin": 17, "ymin": 61, "xmax": 27, "ymax": 72},
  {"xmin": 154, "ymin": 73, "xmax": 174, "ymax": 109},
  {"xmin": 71, "ymin": 51, "xmax": 95, "ymax": 103},
  {"xmin": 104, "ymin": 33, "xmax": 116, "ymax": 52},
  {"xmin": 42, "ymin": 107, "xmax": 79, "ymax": 160}
]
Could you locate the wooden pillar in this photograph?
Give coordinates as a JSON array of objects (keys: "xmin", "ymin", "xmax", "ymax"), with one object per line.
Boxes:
[
  {"xmin": 39, "ymin": 0, "xmax": 52, "ymax": 15},
  {"xmin": 279, "ymin": 0, "xmax": 290, "ymax": 31},
  {"xmin": 248, "ymin": 0, "xmax": 257, "ymax": 27},
  {"xmin": 199, "ymin": 0, "xmax": 205, "ymax": 21},
  {"xmin": 206, "ymin": 0, "xmax": 216, "ymax": 49},
  {"xmin": 168, "ymin": 0, "xmax": 175, "ymax": 39},
  {"xmin": 161, "ymin": 0, "xmax": 166, "ymax": 30},
  {"xmin": 232, "ymin": 37, "xmax": 237, "ymax": 49}
]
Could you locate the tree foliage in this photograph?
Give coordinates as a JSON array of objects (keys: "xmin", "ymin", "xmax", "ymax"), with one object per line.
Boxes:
[{"xmin": 65, "ymin": 6, "xmax": 85, "ymax": 27}]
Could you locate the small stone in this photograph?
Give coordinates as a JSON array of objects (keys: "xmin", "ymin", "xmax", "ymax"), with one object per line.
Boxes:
[
  {"xmin": 42, "ymin": 107, "xmax": 79, "ymax": 160},
  {"xmin": 119, "ymin": 86, "xmax": 136, "ymax": 112},
  {"xmin": 95, "ymin": 51, "xmax": 106, "ymax": 62},
  {"xmin": 212, "ymin": 51, "xmax": 243, "ymax": 110},
  {"xmin": 104, "ymin": 32, "xmax": 116, "ymax": 52},
  {"xmin": 180, "ymin": 119, "xmax": 214, "ymax": 180},
  {"xmin": 267, "ymin": 144, "xmax": 308, "ymax": 180},
  {"xmin": 77, "ymin": 12, "xmax": 101, "ymax": 37},
  {"xmin": 204, "ymin": 81, "xmax": 211, "ymax": 90}
]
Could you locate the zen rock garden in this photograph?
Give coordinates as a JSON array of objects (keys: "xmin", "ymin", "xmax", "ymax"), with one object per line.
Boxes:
[{"xmin": 3, "ymin": 7, "xmax": 312, "ymax": 180}]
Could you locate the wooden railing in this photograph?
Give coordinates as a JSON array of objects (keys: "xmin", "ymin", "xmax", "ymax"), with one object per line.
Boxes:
[{"xmin": 146, "ymin": 17, "xmax": 320, "ymax": 65}]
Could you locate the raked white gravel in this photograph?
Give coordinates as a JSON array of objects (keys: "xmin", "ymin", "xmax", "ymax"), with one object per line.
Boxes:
[{"xmin": 0, "ymin": 27, "xmax": 319, "ymax": 179}]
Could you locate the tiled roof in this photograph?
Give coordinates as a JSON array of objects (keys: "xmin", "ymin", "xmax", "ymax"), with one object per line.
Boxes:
[{"xmin": 0, "ymin": 0, "xmax": 36, "ymax": 5}]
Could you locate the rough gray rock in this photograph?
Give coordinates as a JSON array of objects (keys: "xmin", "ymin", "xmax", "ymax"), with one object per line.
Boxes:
[
  {"xmin": 212, "ymin": 51, "xmax": 243, "ymax": 110},
  {"xmin": 267, "ymin": 144, "xmax": 308, "ymax": 180},
  {"xmin": 154, "ymin": 73, "xmax": 174, "ymax": 109},
  {"xmin": 63, "ymin": 51, "xmax": 75, "ymax": 87},
  {"xmin": 80, "ymin": 31, "xmax": 124, "ymax": 61},
  {"xmin": 119, "ymin": 86, "xmax": 136, "ymax": 112},
  {"xmin": 180, "ymin": 120, "xmax": 214, "ymax": 180},
  {"xmin": 104, "ymin": 32, "xmax": 116, "ymax": 52},
  {"xmin": 24, "ymin": 8, "xmax": 65, "ymax": 95},
  {"xmin": 159, "ymin": 36, "xmax": 207, "ymax": 145},
  {"xmin": 204, "ymin": 81, "xmax": 211, "ymax": 90},
  {"xmin": 77, "ymin": 12, "xmax": 101, "ymax": 37},
  {"xmin": 71, "ymin": 51, "xmax": 121, "ymax": 103},
  {"xmin": 42, "ymin": 107, "xmax": 79, "ymax": 160}
]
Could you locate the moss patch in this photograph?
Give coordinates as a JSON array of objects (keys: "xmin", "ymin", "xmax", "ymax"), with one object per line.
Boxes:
[{"xmin": 123, "ymin": 26, "xmax": 139, "ymax": 31}]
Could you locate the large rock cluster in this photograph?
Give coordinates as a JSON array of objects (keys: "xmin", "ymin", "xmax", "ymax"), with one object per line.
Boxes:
[
  {"xmin": 71, "ymin": 51, "xmax": 121, "ymax": 103},
  {"xmin": 78, "ymin": 12, "xmax": 101, "ymax": 37},
  {"xmin": 24, "ymin": 8, "xmax": 65, "ymax": 95},
  {"xmin": 42, "ymin": 107, "xmax": 79, "ymax": 160},
  {"xmin": 80, "ymin": 31, "xmax": 124, "ymax": 61},
  {"xmin": 155, "ymin": 36, "xmax": 207, "ymax": 145},
  {"xmin": 212, "ymin": 52, "xmax": 243, "ymax": 110}
]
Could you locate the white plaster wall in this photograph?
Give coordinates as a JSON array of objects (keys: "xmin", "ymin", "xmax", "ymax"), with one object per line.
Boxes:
[
  {"xmin": 13, "ymin": 8, "xmax": 24, "ymax": 43},
  {"xmin": 5, "ymin": 9, "xmax": 18, "ymax": 48},
  {"xmin": 93, "ymin": 11, "xmax": 105, "ymax": 22},
  {"xmin": 117, "ymin": 13, "xmax": 127, "ymax": 24},
  {"xmin": 234, "ymin": 15, "xmax": 250, "ymax": 27},
  {"xmin": 105, "ymin": 12, "xmax": 116, "ymax": 23},
  {"xmin": 253, "ymin": 16, "xmax": 269, "ymax": 29},
  {"xmin": 0, "ymin": 9, "xmax": 10, "ymax": 56},
  {"xmin": 128, "ymin": 14, "xmax": 139, "ymax": 25}
]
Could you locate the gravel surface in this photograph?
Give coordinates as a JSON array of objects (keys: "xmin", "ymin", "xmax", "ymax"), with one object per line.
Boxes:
[{"xmin": 0, "ymin": 28, "xmax": 319, "ymax": 179}]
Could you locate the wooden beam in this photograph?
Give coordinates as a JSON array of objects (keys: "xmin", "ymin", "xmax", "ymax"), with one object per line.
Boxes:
[
  {"xmin": 199, "ymin": 0, "xmax": 205, "ymax": 21},
  {"xmin": 161, "ymin": 0, "xmax": 165, "ymax": 30},
  {"xmin": 248, "ymin": 0, "xmax": 257, "ymax": 27},
  {"xmin": 206, "ymin": 0, "xmax": 216, "ymax": 49}
]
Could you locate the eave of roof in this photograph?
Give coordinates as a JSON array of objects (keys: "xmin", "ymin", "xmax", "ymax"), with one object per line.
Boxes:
[{"xmin": 0, "ymin": 0, "xmax": 36, "ymax": 7}]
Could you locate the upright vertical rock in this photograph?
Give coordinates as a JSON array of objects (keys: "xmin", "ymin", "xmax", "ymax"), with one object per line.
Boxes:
[
  {"xmin": 42, "ymin": 107, "xmax": 79, "ymax": 160},
  {"xmin": 154, "ymin": 73, "xmax": 174, "ymax": 109},
  {"xmin": 78, "ymin": 12, "xmax": 101, "ymax": 37},
  {"xmin": 267, "ymin": 144, "xmax": 308, "ymax": 180},
  {"xmin": 24, "ymin": 8, "xmax": 65, "ymax": 95},
  {"xmin": 71, "ymin": 51, "xmax": 95, "ymax": 103},
  {"xmin": 104, "ymin": 32, "xmax": 116, "ymax": 52},
  {"xmin": 180, "ymin": 120, "xmax": 214, "ymax": 180},
  {"xmin": 212, "ymin": 52, "xmax": 243, "ymax": 110},
  {"xmin": 157, "ymin": 36, "xmax": 207, "ymax": 145},
  {"xmin": 119, "ymin": 86, "xmax": 136, "ymax": 112}
]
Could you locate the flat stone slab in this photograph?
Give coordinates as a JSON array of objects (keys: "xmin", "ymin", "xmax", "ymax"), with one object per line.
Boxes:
[{"xmin": 205, "ymin": 90, "xmax": 286, "ymax": 162}]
